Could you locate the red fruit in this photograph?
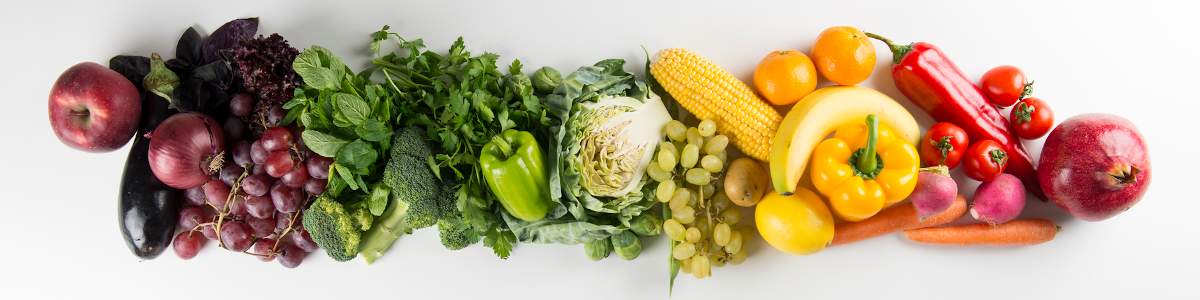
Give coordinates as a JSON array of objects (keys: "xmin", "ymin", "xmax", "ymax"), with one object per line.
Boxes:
[
  {"xmin": 1039, "ymin": 114, "xmax": 1151, "ymax": 221},
  {"xmin": 173, "ymin": 231, "xmax": 207, "ymax": 260},
  {"xmin": 48, "ymin": 62, "xmax": 142, "ymax": 152},
  {"xmin": 979, "ymin": 65, "xmax": 1027, "ymax": 108}
]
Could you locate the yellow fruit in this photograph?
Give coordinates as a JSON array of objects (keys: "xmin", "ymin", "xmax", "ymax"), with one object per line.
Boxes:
[
  {"xmin": 755, "ymin": 188, "xmax": 834, "ymax": 255},
  {"xmin": 753, "ymin": 50, "xmax": 818, "ymax": 105},
  {"xmin": 769, "ymin": 86, "xmax": 920, "ymax": 195}
]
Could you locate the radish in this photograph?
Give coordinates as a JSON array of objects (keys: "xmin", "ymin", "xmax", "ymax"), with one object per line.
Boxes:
[
  {"xmin": 970, "ymin": 173, "xmax": 1025, "ymax": 225},
  {"xmin": 909, "ymin": 166, "xmax": 958, "ymax": 219}
]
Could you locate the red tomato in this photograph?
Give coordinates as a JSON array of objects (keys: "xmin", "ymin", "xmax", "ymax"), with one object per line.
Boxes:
[
  {"xmin": 962, "ymin": 140, "xmax": 1008, "ymax": 182},
  {"xmin": 1010, "ymin": 97, "xmax": 1054, "ymax": 139},
  {"xmin": 979, "ymin": 66, "xmax": 1029, "ymax": 107},
  {"xmin": 917, "ymin": 122, "xmax": 969, "ymax": 169}
]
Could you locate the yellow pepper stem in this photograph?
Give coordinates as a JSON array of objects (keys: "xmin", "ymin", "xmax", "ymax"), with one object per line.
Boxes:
[{"xmin": 856, "ymin": 115, "xmax": 879, "ymax": 173}]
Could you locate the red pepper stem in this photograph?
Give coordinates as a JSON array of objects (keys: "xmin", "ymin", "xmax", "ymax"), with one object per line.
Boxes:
[
  {"xmin": 491, "ymin": 135, "xmax": 513, "ymax": 159},
  {"xmin": 864, "ymin": 32, "xmax": 912, "ymax": 63},
  {"xmin": 857, "ymin": 115, "xmax": 880, "ymax": 173}
]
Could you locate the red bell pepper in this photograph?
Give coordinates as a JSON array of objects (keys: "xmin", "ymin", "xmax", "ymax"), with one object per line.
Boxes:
[{"xmin": 866, "ymin": 32, "xmax": 1044, "ymax": 200}]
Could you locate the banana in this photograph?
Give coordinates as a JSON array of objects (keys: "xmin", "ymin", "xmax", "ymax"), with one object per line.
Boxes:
[{"xmin": 769, "ymin": 86, "xmax": 920, "ymax": 195}]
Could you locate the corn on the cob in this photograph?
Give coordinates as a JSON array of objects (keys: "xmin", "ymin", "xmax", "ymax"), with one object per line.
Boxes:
[{"xmin": 650, "ymin": 48, "xmax": 782, "ymax": 161}]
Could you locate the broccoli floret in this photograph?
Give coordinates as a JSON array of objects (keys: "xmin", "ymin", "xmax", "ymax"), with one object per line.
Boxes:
[
  {"xmin": 382, "ymin": 127, "xmax": 442, "ymax": 230},
  {"xmin": 302, "ymin": 196, "xmax": 362, "ymax": 262},
  {"xmin": 437, "ymin": 214, "xmax": 480, "ymax": 250},
  {"xmin": 346, "ymin": 200, "xmax": 374, "ymax": 231}
]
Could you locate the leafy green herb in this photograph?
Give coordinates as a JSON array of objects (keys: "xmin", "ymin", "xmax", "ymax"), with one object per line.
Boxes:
[
  {"xmin": 337, "ymin": 139, "xmax": 377, "ymax": 175},
  {"xmin": 369, "ymin": 26, "xmax": 550, "ymax": 258},
  {"xmin": 301, "ymin": 130, "xmax": 349, "ymax": 157}
]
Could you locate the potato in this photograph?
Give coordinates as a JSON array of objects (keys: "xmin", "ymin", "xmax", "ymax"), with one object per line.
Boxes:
[{"xmin": 724, "ymin": 158, "xmax": 769, "ymax": 207}]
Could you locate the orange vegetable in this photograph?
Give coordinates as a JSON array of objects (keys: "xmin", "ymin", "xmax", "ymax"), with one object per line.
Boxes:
[
  {"xmin": 831, "ymin": 194, "xmax": 967, "ymax": 246},
  {"xmin": 753, "ymin": 50, "xmax": 817, "ymax": 105},
  {"xmin": 903, "ymin": 219, "xmax": 1059, "ymax": 246},
  {"xmin": 811, "ymin": 26, "xmax": 876, "ymax": 85}
]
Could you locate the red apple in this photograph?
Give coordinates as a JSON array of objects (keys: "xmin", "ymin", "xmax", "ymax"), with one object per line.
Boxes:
[
  {"xmin": 1038, "ymin": 114, "xmax": 1151, "ymax": 221},
  {"xmin": 48, "ymin": 62, "xmax": 142, "ymax": 152}
]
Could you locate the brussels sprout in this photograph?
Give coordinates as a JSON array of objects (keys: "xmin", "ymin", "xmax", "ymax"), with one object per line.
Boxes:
[
  {"xmin": 629, "ymin": 213, "xmax": 663, "ymax": 236},
  {"xmin": 611, "ymin": 231, "xmax": 643, "ymax": 260},
  {"xmin": 584, "ymin": 238, "xmax": 612, "ymax": 261},
  {"xmin": 531, "ymin": 66, "xmax": 562, "ymax": 94}
]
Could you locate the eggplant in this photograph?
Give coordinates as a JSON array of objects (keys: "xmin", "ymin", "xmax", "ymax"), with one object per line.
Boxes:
[{"xmin": 118, "ymin": 87, "xmax": 181, "ymax": 259}]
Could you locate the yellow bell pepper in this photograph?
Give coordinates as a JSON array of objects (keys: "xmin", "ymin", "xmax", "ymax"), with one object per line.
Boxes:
[{"xmin": 810, "ymin": 115, "xmax": 919, "ymax": 221}]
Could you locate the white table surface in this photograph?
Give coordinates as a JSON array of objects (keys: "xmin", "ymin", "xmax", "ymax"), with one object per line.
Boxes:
[{"xmin": 2, "ymin": 0, "xmax": 1197, "ymax": 299}]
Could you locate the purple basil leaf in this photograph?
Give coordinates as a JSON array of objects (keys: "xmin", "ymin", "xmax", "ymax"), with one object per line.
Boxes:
[
  {"xmin": 108, "ymin": 55, "xmax": 150, "ymax": 86},
  {"xmin": 201, "ymin": 17, "xmax": 258, "ymax": 63},
  {"xmin": 175, "ymin": 27, "xmax": 203, "ymax": 67},
  {"xmin": 170, "ymin": 77, "xmax": 202, "ymax": 113}
]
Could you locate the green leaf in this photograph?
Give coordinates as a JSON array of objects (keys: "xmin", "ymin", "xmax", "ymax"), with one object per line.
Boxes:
[
  {"xmin": 484, "ymin": 228, "xmax": 515, "ymax": 259},
  {"xmin": 301, "ymin": 130, "xmax": 349, "ymax": 157},
  {"xmin": 368, "ymin": 184, "xmax": 389, "ymax": 216},
  {"xmin": 335, "ymin": 163, "xmax": 359, "ymax": 190},
  {"xmin": 334, "ymin": 93, "xmax": 371, "ymax": 126},
  {"xmin": 665, "ymin": 205, "xmax": 679, "ymax": 295},
  {"xmin": 369, "ymin": 25, "xmax": 391, "ymax": 55},
  {"xmin": 355, "ymin": 119, "xmax": 390, "ymax": 142},
  {"xmin": 294, "ymin": 46, "xmax": 340, "ymax": 90},
  {"xmin": 336, "ymin": 139, "xmax": 377, "ymax": 174},
  {"xmin": 144, "ymin": 53, "xmax": 179, "ymax": 105}
]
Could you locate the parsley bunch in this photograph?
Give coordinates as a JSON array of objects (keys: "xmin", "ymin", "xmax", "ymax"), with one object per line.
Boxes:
[{"xmin": 368, "ymin": 26, "xmax": 550, "ymax": 258}]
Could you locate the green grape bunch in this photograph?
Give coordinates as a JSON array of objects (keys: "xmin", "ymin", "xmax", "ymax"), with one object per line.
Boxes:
[{"xmin": 648, "ymin": 119, "xmax": 751, "ymax": 279}]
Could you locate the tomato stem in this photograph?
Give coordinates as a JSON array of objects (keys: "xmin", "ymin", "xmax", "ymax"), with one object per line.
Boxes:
[{"xmin": 865, "ymin": 32, "xmax": 912, "ymax": 63}]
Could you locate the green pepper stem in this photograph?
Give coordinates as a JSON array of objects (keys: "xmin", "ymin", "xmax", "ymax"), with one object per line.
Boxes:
[
  {"xmin": 491, "ymin": 135, "xmax": 513, "ymax": 159},
  {"xmin": 857, "ymin": 115, "xmax": 880, "ymax": 173},
  {"xmin": 864, "ymin": 32, "xmax": 912, "ymax": 64}
]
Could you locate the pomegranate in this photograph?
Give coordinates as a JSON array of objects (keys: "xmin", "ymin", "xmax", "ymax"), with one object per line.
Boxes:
[{"xmin": 1038, "ymin": 114, "xmax": 1150, "ymax": 221}]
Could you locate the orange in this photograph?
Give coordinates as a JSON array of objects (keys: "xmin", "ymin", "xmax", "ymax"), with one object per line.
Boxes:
[
  {"xmin": 811, "ymin": 26, "xmax": 876, "ymax": 86},
  {"xmin": 753, "ymin": 50, "xmax": 818, "ymax": 106}
]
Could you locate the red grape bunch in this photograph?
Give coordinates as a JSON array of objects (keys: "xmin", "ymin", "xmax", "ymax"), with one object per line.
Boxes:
[{"xmin": 172, "ymin": 94, "xmax": 332, "ymax": 268}]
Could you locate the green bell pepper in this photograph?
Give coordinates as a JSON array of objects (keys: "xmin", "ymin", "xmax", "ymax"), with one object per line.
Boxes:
[{"xmin": 480, "ymin": 129, "xmax": 552, "ymax": 222}]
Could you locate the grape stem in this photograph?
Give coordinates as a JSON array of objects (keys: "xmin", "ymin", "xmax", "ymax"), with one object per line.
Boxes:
[
  {"xmin": 271, "ymin": 211, "xmax": 301, "ymax": 253},
  {"xmin": 212, "ymin": 168, "xmax": 251, "ymax": 248}
]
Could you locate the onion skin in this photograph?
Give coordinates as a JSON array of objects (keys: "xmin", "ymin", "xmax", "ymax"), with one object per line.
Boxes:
[{"xmin": 148, "ymin": 113, "xmax": 225, "ymax": 189}]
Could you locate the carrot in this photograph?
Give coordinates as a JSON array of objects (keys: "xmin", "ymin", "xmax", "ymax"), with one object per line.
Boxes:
[
  {"xmin": 903, "ymin": 219, "xmax": 1059, "ymax": 246},
  {"xmin": 831, "ymin": 194, "xmax": 967, "ymax": 246}
]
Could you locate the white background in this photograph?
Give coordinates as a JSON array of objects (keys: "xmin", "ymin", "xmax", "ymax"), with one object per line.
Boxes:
[{"xmin": 2, "ymin": 0, "xmax": 1197, "ymax": 299}]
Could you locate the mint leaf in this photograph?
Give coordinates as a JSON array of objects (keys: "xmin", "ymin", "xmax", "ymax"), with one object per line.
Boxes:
[
  {"xmin": 294, "ymin": 46, "xmax": 339, "ymax": 90},
  {"xmin": 334, "ymin": 163, "xmax": 359, "ymax": 190},
  {"xmin": 336, "ymin": 139, "xmax": 377, "ymax": 175},
  {"xmin": 367, "ymin": 184, "xmax": 389, "ymax": 216},
  {"xmin": 302, "ymin": 130, "xmax": 349, "ymax": 157},
  {"xmin": 334, "ymin": 92, "xmax": 370, "ymax": 126},
  {"xmin": 355, "ymin": 119, "xmax": 390, "ymax": 142}
]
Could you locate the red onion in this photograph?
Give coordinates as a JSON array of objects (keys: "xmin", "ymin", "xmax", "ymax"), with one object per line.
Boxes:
[{"xmin": 148, "ymin": 113, "xmax": 226, "ymax": 189}]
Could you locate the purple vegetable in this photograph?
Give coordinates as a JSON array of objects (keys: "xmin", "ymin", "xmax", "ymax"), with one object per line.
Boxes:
[
  {"xmin": 910, "ymin": 166, "xmax": 958, "ymax": 219},
  {"xmin": 970, "ymin": 173, "xmax": 1026, "ymax": 225},
  {"xmin": 202, "ymin": 18, "xmax": 259, "ymax": 63},
  {"xmin": 233, "ymin": 33, "xmax": 300, "ymax": 106}
]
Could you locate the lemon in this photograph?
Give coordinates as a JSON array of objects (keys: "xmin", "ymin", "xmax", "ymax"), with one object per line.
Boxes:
[{"xmin": 755, "ymin": 188, "xmax": 835, "ymax": 255}]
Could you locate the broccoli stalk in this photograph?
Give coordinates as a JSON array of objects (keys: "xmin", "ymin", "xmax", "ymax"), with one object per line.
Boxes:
[{"xmin": 360, "ymin": 194, "xmax": 411, "ymax": 264}]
